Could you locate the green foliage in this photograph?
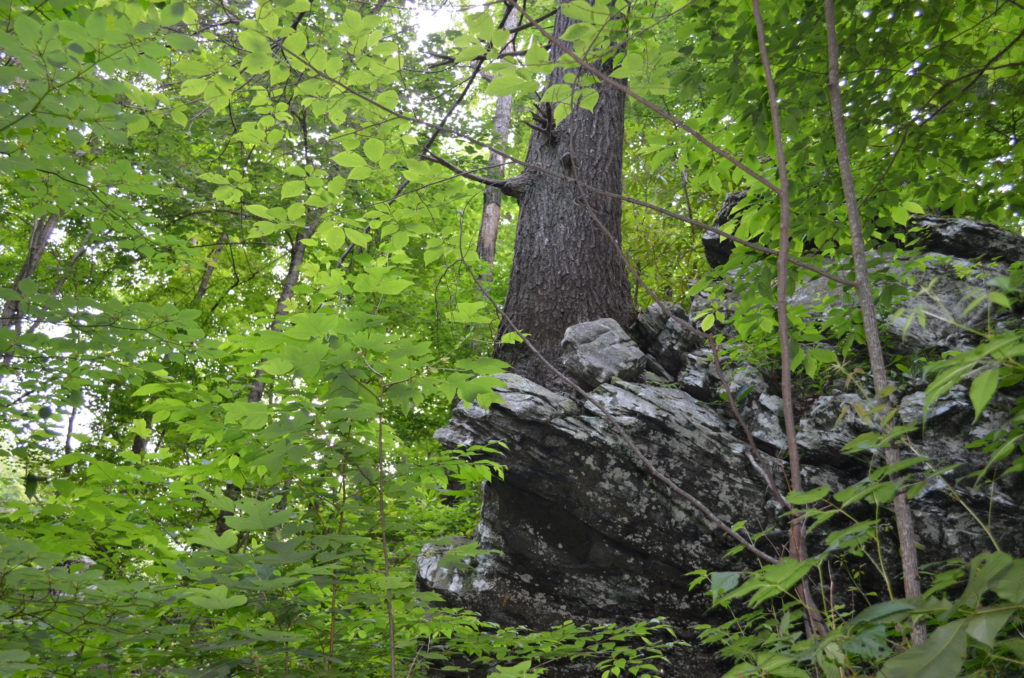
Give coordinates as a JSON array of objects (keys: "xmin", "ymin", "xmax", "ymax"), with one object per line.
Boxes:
[
  {"xmin": 434, "ymin": 618, "xmax": 678, "ymax": 677},
  {"xmin": 2, "ymin": 0, "xmax": 1022, "ymax": 675},
  {"xmin": 0, "ymin": 0, "xmax": 682, "ymax": 673}
]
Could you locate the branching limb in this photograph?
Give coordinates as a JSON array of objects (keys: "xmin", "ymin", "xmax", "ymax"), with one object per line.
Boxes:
[
  {"xmin": 505, "ymin": 0, "xmax": 781, "ymax": 196},
  {"xmin": 284, "ymin": 46, "xmax": 855, "ymax": 287},
  {"xmin": 423, "ymin": 151, "xmax": 529, "ymax": 198}
]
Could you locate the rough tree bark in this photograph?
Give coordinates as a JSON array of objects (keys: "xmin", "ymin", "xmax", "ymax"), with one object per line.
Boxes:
[{"xmin": 495, "ymin": 1, "xmax": 633, "ymax": 386}]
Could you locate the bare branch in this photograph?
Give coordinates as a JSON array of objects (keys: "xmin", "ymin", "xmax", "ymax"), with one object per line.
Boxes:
[{"xmin": 423, "ymin": 151, "xmax": 527, "ymax": 198}]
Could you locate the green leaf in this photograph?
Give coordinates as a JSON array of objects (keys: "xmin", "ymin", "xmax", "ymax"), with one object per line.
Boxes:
[
  {"xmin": 541, "ymin": 83, "xmax": 572, "ymax": 103},
  {"xmin": 786, "ymin": 485, "xmax": 830, "ymax": 505},
  {"xmin": 180, "ymin": 77, "xmax": 207, "ymax": 96},
  {"xmin": 850, "ymin": 599, "xmax": 916, "ymax": 625},
  {"xmin": 261, "ymin": 358, "xmax": 294, "ymax": 376},
  {"xmin": 348, "ymin": 165, "xmax": 373, "ymax": 180},
  {"xmin": 332, "ymin": 151, "xmax": 364, "ymax": 167},
  {"xmin": 966, "ymin": 608, "xmax": 1016, "ymax": 647},
  {"xmin": 238, "ymin": 30, "xmax": 268, "ymax": 53},
  {"xmin": 363, "ymin": 138, "xmax": 385, "ymax": 163},
  {"xmin": 961, "ymin": 552, "xmax": 1013, "ymax": 606},
  {"xmin": 561, "ymin": 22, "xmax": 596, "ymax": 45},
  {"xmin": 611, "ymin": 53, "xmax": 645, "ymax": 79},
  {"xmin": 377, "ymin": 277, "xmax": 412, "ymax": 295},
  {"xmin": 189, "ymin": 527, "xmax": 238, "ymax": 551},
  {"xmin": 225, "ymin": 498, "xmax": 290, "ymax": 531},
  {"xmin": 223, "ymin": 401, "xmax": 269, "ymax": 430},
  {"xmin": 132, "ymin": 383, "xmax": 168, "ymax": 396},
  {"xmin": 492, "ymin": 660, "xmax": 533, "ymax": 677},
  {"xmin": 968, "ymin": 368, "xmax": 999, "ymax": 421},
  {"xmin": 281, "ymin": 180, "xmax": 305, "ymax": 198},
  {"xmin": 993, "ymin": 560, "xmax": 1024, "ymax": 602},
  {"xmin": 283, "ymin": 30, "xmax": 307, "ymax": 54},
  {"xmin": 577, "ymin": 89, "xmax": 598, "ymax": 112},
  {"xmin": 879, "ymin": 619, "xmax": 967, "ymax": 678},
  {"xmin": 0, "ymin": 649, "xmax": 37, "ymax": 672},
  {"xmin": 185, "ymin": 585, "xmax": 248, "ymax": 610},
  {"xmin": 213, "ymin": 185, "xmax": 243, "ymax": 203},
  {"xmin": 890, "ymin": 204, "xmax": 910, "ymax": 226},
  {"xmin": 486, "ymin": 73, "xmax": 535, "ymax": 97},
  {"xmin": 344, "ymin": 228, "xmax": 371, "ymax": 247},
  {"xmin": 454, "ymin": 357, "xmax": 507, "ymax": 374},
  {"xmin": 709, "ymin": 571, "xmax": 741, "ymax": 597}
]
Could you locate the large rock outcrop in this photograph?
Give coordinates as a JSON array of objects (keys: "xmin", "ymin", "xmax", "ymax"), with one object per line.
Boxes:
[{"xmin": 419, "ymin": 217, "xmax": 1024, "ymax": 676}]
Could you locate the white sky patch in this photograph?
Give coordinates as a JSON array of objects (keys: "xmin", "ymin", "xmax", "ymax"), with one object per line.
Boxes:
[{"xmin": 411, "ymin": 2, "xmax": 460, "ymax": 47}]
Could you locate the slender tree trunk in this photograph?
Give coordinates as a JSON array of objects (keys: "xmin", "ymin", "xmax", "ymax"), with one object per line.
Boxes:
[
  {"xmin": 191, "ymin": 233, "xmax": 229, "ymax": 307},
  {"xmin": 248, "ymin": 217, "xmax": 319, "ymax": 403},
  {"xmin": 824, "ymin": 0, "xmax": 923, "ymax": 644},
  {"xmin": 752, "ymin": 0, "xmax": 827, "ymax": 637},
  {"xmin": 2, "ymin": 213, "xmax": 59, "ymax": 333},
  {"xmin": 496, "ymin": 1, "xmax": 632, "ymax": 386},
  {"xmin": 477, "ymin": 7, "xmax": 519, "ymax": 268}
]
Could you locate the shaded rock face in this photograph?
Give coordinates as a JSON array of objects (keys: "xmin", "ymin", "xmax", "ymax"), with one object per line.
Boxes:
[
  {"xmin": 420, "ymin": 218, "xmax": 1024, "ymax": 677},
  {"xmin": 914, "ymin": 215, "xmax": 1024, "ymax": 263}
]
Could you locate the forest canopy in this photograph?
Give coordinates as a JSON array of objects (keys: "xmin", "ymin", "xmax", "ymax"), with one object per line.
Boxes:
[{"xmin": 1, "ymin": 0, "xmax": 1022, "ymax": 675}]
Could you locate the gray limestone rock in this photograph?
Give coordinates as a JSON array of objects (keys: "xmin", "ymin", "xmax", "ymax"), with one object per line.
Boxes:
[
  {"xmin": 788, "ymin": 252, "xmax": 1014, "ymax": 354},
  {"xmin": 636, "ymin": 303, "xmax": 701, "ymax": 375},
  {"xmin": 560, "ymin": 318, "xmax": 646, "ymax": 390},
  {"xmin": 898, "ymin": 386, "xmax": 971, "ymax": 433},
  {"xmin": 796, "ymin": 393, "xmax": 874, "ymax": 468},
  {"xmin": 747, "ymin": 393, "xmax": 785, "ymax": 452},
  {"xmin": 914, "ymin": 216, "xmax": 1024, "ymax": 263},
  {"xmin": 884, "ymin": 255, "xmax": 1011, "ymax": 353},
  {"xmin": 677, "ymin": 351, "xmax": 714, "ymax": 401}
]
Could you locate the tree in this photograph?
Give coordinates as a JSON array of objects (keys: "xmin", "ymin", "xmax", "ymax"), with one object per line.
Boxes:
[
  {"xmin": 492, "ymin": 0, "xmax": 633, "ymax": 385},
  {"xmin": 1, "ymin": 0, "xmax": 1022, "ymax": 676}
]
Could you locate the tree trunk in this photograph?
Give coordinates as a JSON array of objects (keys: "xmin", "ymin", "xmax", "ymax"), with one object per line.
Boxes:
[
  {"xmin": 2, "ymin": 213, "xmax": 59, "ymax": 333},
  {"xmin": 476, "ymin": 7, "xmax": 519, "ymax": 267},
  {"xmin": 248, "ymin": 216, "xmax": 319, "ymax": 403},
  {"xmin": 496, "ymin": 2, "xmax": 632, "ymax": 386},
  {"xmin": 191, "ymin": 232, "xmax": 229, "ymax": 307}
]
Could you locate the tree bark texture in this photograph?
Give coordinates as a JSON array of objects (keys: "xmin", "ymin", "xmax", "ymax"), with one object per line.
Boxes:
[{"xmin": 496, "ymin": 3, "xmax": 633, "ymax": 386}]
